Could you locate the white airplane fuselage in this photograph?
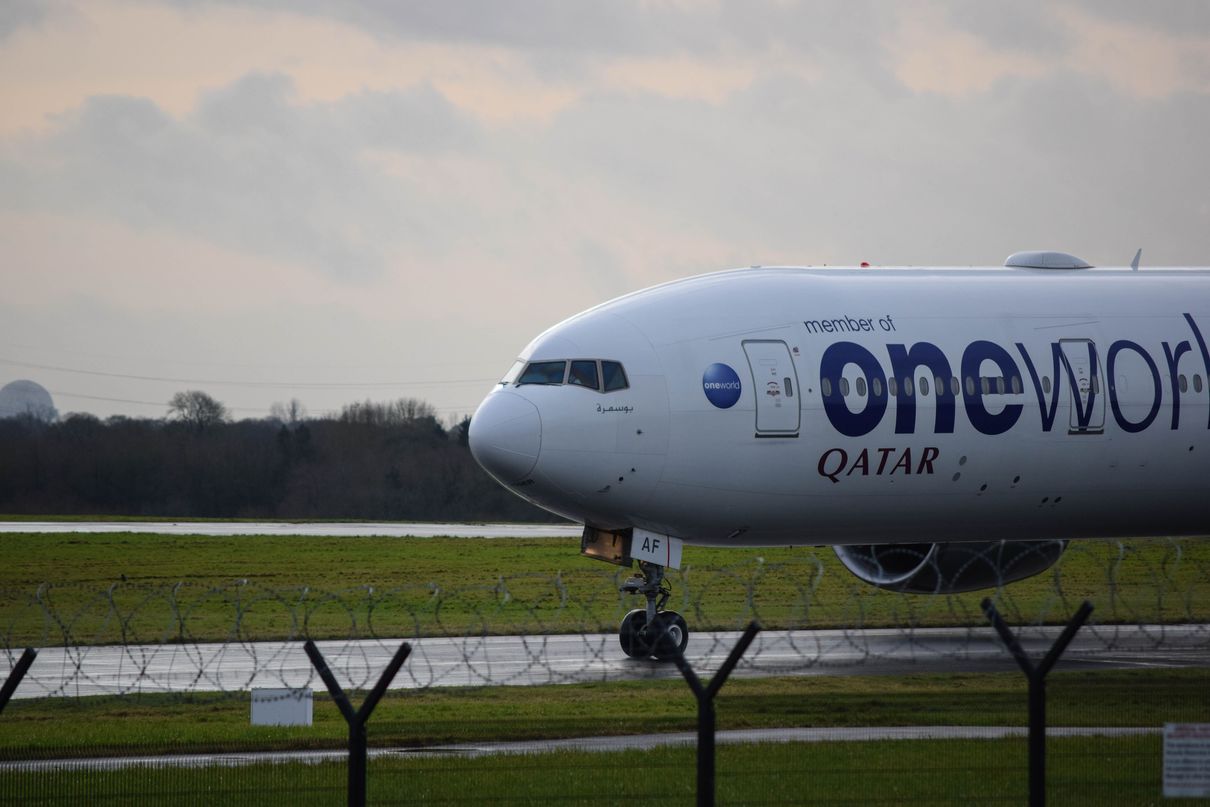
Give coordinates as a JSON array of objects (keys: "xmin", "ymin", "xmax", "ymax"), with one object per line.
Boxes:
[{"xmin": 470, "ymin": 265, "xmax": 1210, "ymax": 549}]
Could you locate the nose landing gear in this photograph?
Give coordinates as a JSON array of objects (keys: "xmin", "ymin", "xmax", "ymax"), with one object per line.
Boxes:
[{"xmin": 619, "ymin": 561, "xmax": 689, "ymax": 660}]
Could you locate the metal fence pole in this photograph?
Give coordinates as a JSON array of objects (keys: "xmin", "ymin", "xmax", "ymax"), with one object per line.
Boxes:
[
  {"xmin": 304, "ymin": 640, "xmax": 412, "ymax": 807},
  {"xmin": 0, "ymin": 648, "xmax": 37, "ymax": 715},
  {"xmin": 982, "ymin": 598, "xmax": 1093, "ymax": 807},
  {"xmin": 672, "ymin": 622, "xmax": 761, "ymax": 807}
]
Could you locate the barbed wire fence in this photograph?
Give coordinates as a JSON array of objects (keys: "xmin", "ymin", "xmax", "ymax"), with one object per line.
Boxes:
[
  {"xmin": 0, "ymin": 538, "xmax": 1207, "ymax": 698},
  {"xmin": 1, "ymin": 537, "xmax": 1208, "ymax": 805}
]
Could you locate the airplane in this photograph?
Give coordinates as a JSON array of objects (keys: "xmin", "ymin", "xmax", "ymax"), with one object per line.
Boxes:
[{"xmin": 468, "ymin": 251, "xmax": 1210, "ymax": 660}]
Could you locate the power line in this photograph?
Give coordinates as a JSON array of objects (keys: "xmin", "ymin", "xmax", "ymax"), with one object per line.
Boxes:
[
  {"xmin": 50, "ymin": 391, "xmax": 267, "ymax": 414},
  {"xmin": 49, "ymin": 390, "xmax": 478, "ymax": 416},
  {"xmin": 1, "ymin": 357, "xmax": 495, "ymax": 389},
  {"xmin": 0, "ymin": 341, "xmax": 499, "ymax": 372}
]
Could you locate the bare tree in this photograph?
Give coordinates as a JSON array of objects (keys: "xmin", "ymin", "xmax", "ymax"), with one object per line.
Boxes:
[
  {"xmin": 392, "ymin": 398, "xmax": 436, "ymax": 422},
  {"xmin": 167, "ymin": 390, "xmax": 229, "ymax": 430},
  {"xmin": 269, "ymin": 398, "xmax": 308, "ymax": 428},
  {"xmin": 339, "ymin": 397, "xmax": 437, "ymax": 426}
]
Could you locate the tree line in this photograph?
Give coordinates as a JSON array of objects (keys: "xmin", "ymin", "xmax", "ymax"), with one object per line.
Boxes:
[{"xmin": 0, "ymin": 393, "xmax": 562, "ymax": 522}]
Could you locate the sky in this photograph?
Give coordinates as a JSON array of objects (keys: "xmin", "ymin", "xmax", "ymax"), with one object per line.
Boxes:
[{"xmin": 2, "ymin": 1, "xmax": 1210, "ymax": 422}]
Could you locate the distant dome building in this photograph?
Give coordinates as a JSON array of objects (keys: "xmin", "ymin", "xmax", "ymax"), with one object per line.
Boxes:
[{"xmin": 0, "ymin": 380, "xmax": 58, "ymax": 422}]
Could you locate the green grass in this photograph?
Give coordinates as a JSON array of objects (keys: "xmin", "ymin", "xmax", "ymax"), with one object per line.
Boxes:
[
  {"xmin": 2, "ymin": 669, "xmax": 1206, "ymax": 760},
  {"xmin": 3, "ymin": 736, "xmax": 1206, "ymax": 806},
  {"xmin": 0, "ymin": 515, "xmax": 552, "ymax": 524},
  {"xmin": 0, "ymin": 533, "xmax": 1207, "ymax": 645},
  {"xmin": 2, "ymin": 532, "xmax": 1206, "ymax": 802},
  {"xmin": 0, "ymin": 515, "xmax": 281, "ymax": 523}
]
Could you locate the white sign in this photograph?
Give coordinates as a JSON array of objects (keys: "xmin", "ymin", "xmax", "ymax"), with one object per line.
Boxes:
[
  {"xmin": 251, "ymin": 688, "xmax": 313, "ymax": 726},
  {"xmin": 1164, "ymin": 723, "xmax": 1210, "ymax": 798},
  {"xmin": 631, "ymin": 529, "xmax": 683, "ymax": 569}
]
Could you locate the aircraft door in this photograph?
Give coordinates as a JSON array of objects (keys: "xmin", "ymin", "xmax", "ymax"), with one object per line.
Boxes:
[
  {"xmin": 742, "ymin": 340, "xmax": 800, "ymax": 436},
  {"xmin": 1060, "ymin": 339, "xmax": 1105, "ymax": 433}
]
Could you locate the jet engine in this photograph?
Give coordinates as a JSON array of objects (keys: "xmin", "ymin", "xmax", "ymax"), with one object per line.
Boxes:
[{"xmin": 832, "ymin": 540, "xmax": 1066, "ymax": 594}]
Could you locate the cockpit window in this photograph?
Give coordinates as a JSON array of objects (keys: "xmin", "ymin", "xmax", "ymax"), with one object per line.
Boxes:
[
  {"xmin": 517, "ymin": 360, "xmax": 567, "ymax": 385},
  {"xmin": 568, "ymin": 360, "xmax": 599, "ymax": 390},
  {"xmin": 602, "ymin": 361, "xmax": 628, "ymax": 391},
  {"xmin": 500, "ymin": 359, "xmax": 525, "ymax": 385},
  {"xmin": 513, "ymin": 359, "xmax": 628, "ymax": 391}
]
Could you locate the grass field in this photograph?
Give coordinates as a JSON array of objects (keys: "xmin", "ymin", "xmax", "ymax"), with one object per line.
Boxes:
[
  {"xmin": 2, "ymin": 668, "xmax": 1206, "ymax": 759},
  {"xmin": 1, "ymin": 532, "xmax": 1207, "ymax": 645},
  {"xmin": 5, "ymin": 736, "xmax": 1207, "ymax": 806},
  {"xmin": 2, "ymin": 528, "xmax": 1207, "ymax": 803},
  {"xmin": 0, "ymin": 515, "xmax": 539, "ymax": 524}
]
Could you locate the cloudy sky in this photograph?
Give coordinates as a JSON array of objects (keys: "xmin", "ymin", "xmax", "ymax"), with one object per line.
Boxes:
[{"xmin": 2, "ymin": 1, "xmax": 1209, "ymax": 421}]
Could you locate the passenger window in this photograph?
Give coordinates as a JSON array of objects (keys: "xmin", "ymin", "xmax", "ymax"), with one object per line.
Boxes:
[
  {"xmin": 1011, "ymin": 376, "xmax": 1022, "ymax": 394},
  {"xmin": 903, "ymin": 377, "xmax": 914, "ymax": 397},
  {"xmin": 840, "ymin": 377, "xmax": 851, "ymax": 397},
  {"xmin": 872, "ymin": 378, "xmax": 883, "ymax": 397},
  {"xmin": 568, "ymin": 360, "xmax": 599, "ymax": 390},
  {"xmin": 919, "ymin": 377, "xmax": 930, "ymax": 397},
  {"xmin": 602, "ymin": 361, "xmax": 629, "ymax": 392},
  {"xmin": 995, "ymin": 377, "xmax": 1005, "ymax": 395},
  {"xmin": 965, "ymin": 377, "xmax": 975, "ymax": 396},
  {"xmin": 889, "ymin": 377, "xmax": 898, "ymax": 397},
  {"xmin": 981, "ymin": 377, "xmax": 990, "ymax": 395},
  {"xmin": 1042, "ymin": 376, "xmax": 1051, "ymax": 394},
  {"xmin": 518, "ymin": 360, "xmax": 566, "ymax": 385},
  {"xmin": 1196, "ymin": 375, "xmax": 1205, "ymax": 393},
  {"xmin": 855, "ymin": 377, "xmax": 867, "ymax": 397},
  {"xmin": 1179, "ymin": 374, "xmax": 1189, "ymax": 393},
  {"xmin": 822, "ymin": 378, "xmax": 833, "ymax": 397},
  {"xmin": 951, "ymin": 377, "xmax": 960, "ymax": 396},
  {"xmin": 935, "ymin": 375, "xmax": 945, "ymax": 394}
]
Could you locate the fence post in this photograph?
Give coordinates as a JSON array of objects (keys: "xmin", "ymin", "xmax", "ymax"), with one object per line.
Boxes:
[
  {"xmin": 672, "ymin": 622, "xmax": 761, "ymax": 807},
  {"xmin": 0, "ymin": 648, "xmax": 37, "ymax": 715},
  {"xmin": 304, "ymin": 640, "xmax": 412, "ymax": 807},
  {"xmin": 981, "ymin": 598, "xmax": 1093, "ymax": 807}
]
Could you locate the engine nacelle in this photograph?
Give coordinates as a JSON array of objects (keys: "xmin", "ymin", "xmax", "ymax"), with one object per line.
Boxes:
[{"xmin": 833, "ymin": 540, "xmax": 1066, "ymax": 594}]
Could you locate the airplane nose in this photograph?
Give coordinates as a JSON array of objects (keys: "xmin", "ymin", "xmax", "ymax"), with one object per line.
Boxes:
[{"xmin": 468, "ymin": 391, "xmax": 542, "ymax": 484}]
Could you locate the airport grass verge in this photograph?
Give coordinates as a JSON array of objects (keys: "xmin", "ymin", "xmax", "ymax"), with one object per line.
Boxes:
[
  {"xmin": 1, "ymin": 668, "xmax": 1206, "ymax": 760},
  {"xmin": 0, "ymin": 515, "xmax": 560, "ymax": 525},
  {"xmin": 1, "ymin": 532, "xmax": 1207, "ymax": 645},
  {"xmin": 3, "ymin": 736, "xmax": 1202, "ymax": 806}
]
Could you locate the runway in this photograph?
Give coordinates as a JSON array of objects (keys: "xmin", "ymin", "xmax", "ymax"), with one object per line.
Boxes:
[
  {"xmin": 7, "ymin": 623, "xmax": 1208, "ymax": 699},
  {"xmin": 0, "ymin": 521, "xmax": 581, "ymax": 538}
]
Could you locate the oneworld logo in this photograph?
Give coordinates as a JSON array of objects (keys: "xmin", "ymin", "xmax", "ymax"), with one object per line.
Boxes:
[
  {"xmin": 814, "ymin": 312, "xmax": 1210, "ymax": 438},
  {"xmin": 703, "ymin": 363, "xmax": 742, "ymax": 408}
]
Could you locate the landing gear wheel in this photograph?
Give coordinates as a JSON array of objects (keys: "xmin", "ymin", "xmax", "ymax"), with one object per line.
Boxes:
[
  {"xmin": 618, "ymin": 561, "xmax": 691, "ymax": 661},
  {"xmin": 649, "ymin": 611, "xmax": 689, "ymax": 661},
  {"xmin": 619, "ymin": 608, "xmax": 652, "ymax": 658}
]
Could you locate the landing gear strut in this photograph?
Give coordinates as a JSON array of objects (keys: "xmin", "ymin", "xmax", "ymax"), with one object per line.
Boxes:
[{"xmin": 619, "ymin": 561, "xmax": 689, "ymax": 660}]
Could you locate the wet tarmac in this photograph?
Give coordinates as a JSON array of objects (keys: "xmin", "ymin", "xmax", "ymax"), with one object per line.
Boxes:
[{"xmin": 7, "ymin": 623, "xmax": 1207, "ymax": 700}]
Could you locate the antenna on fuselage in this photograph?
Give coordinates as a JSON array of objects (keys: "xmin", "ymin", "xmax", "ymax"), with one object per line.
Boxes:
[{"xmin": 1131, "ymin": 248, "xmax": 1142, "ymax": 271}]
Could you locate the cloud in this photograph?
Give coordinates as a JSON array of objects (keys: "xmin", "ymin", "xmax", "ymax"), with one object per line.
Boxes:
[
  {"xmin": 0, "ymin": 71, "xmax": 482, "ymax": 279},
  {"xmin": 0, "ymin": 0, "xmax": 46, "ymax": 43},
  {"xmin": 1079, "ymin": 0, "xmax": 1210, "ymax": 36},
  {"xmin": 6, "ymin": 1, "xmax": 1210, "ymax": 423},
  {"xmin": 161, "ymin": 0, "xmax": 670, "ymax": 54},
  {"xmin": 149, "ymin": 0, "xmax": 901, "ymax": 87},
  {"xmin": 942, "ymin": 4, "xmax": 1070, "ymax": 55},
  {"xmin": 526, "ymin": 56, "xmax": 1210, "ymax": 268}
]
